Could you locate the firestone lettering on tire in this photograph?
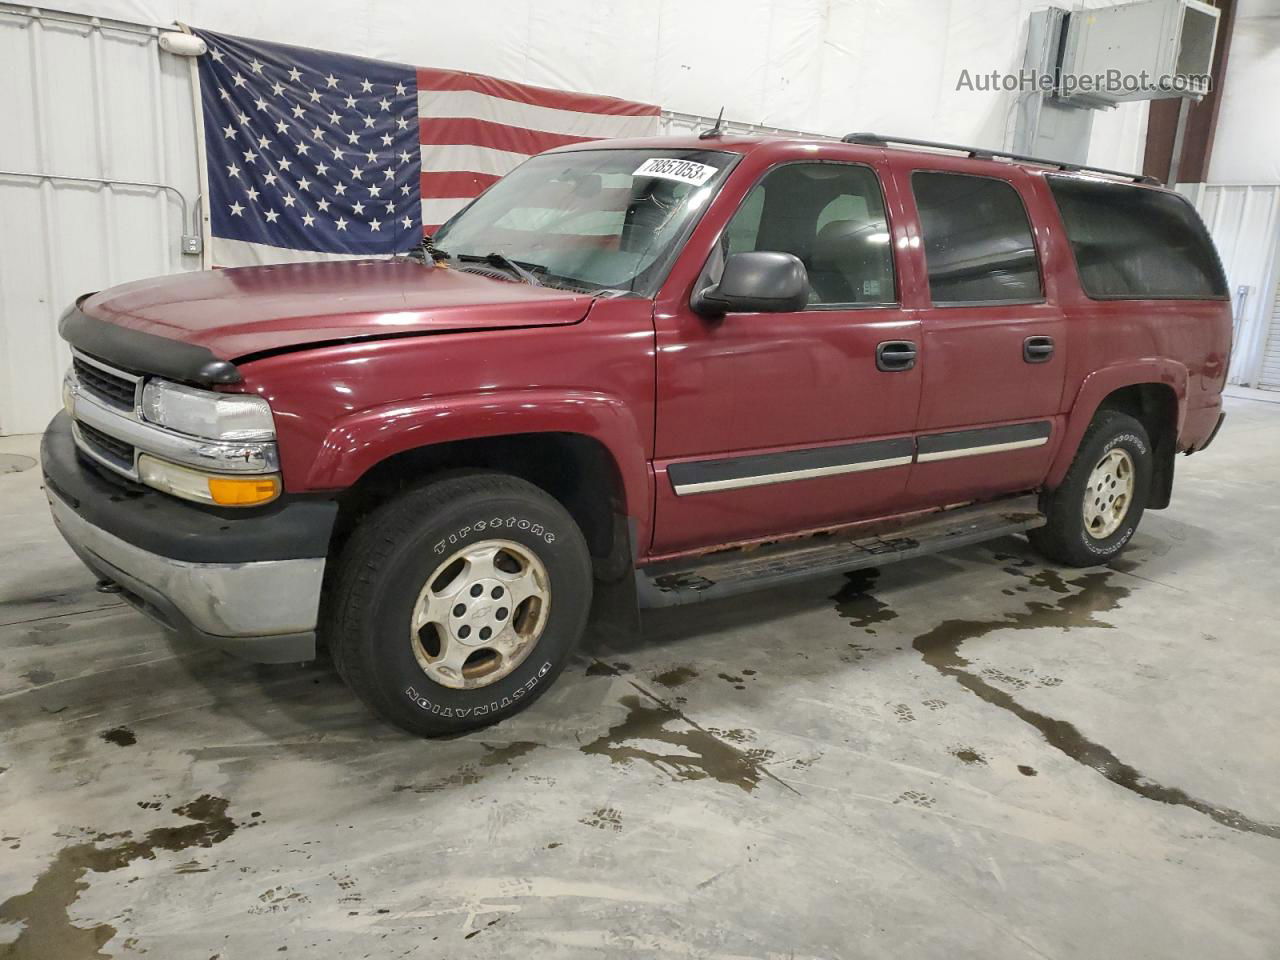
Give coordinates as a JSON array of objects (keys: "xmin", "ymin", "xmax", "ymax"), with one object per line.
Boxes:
[
  {"xmin": 404, "ymin": 661, "xmax": 553, "ymax": 714},
  {"xmin": 433, "ymin": 517, "xmax": 557, "ymax": 555},
  {"xmin": 1107, "ymin": 433, "xmax": 1147, "ymax": 455},
  {"xmin": 1081, "ymin": 525, "xmax": 1134, "ymax": 554}
]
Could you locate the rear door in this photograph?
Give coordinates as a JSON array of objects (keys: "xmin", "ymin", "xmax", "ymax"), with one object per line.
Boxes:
[
  {"xmin": 896, "ymin": 164, "xmax": 1067, "ymax": 507},
  {"xmin": 650, "ymin": 158, "xmax": 921, "ymax": 555}
]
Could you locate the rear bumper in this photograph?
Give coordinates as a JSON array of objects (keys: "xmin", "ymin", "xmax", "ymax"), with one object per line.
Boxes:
[
  {"xmin": 1182, "ymin": 399, "xmax": 1226, "ymax": 454},
  {"xmin": 1192, "ymin": 411, "xmax": 1226, "ymax": 454},
  {"xmin": 42, "ymin": 413, "xmax": 334, "ymax": 662}
]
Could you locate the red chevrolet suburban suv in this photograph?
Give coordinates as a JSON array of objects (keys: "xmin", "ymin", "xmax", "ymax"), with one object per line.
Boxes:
[{"xmin": 44, "ymin": 133, "xmax": 1230, "ymax": 736}]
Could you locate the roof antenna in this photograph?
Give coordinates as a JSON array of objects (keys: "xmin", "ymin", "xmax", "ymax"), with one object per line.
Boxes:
[{"xmin": 699, "ymin": 106, "xmax": 725, "ymax": 140}]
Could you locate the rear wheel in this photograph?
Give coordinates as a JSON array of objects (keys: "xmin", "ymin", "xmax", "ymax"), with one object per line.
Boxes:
[
  {"xmin": 1029, "ymin": 410, "xmax": 1152, "ymax": 567},
  {"xmin": 327, "ymin": 473, "xmax": 593, "ymax": 737}
]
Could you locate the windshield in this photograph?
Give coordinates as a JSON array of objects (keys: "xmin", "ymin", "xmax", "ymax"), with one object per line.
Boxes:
[{"xmin": 432, "ymin": 148, "xmax": 736, "ymax": 295}]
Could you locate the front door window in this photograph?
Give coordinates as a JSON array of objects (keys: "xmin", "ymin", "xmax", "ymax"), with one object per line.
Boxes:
[{"xmin": 721, "ymin": 162, "xmax": 896, "ymax": 307}]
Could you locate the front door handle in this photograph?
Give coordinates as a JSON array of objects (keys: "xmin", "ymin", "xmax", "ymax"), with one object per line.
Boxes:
[
  {"xmin": 876, "ymin": 340, "xmax": 917, "ymax": 372},
  {"xmin": 1024, "ymin": 335, "xmax": 1055, "ymax": 363}
]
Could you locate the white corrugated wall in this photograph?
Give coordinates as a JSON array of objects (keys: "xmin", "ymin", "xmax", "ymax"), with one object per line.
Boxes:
[
  {"xmin": 1178, "ymin": 183, "xmax": 1280, "ymax": 389},
  {"xmin": 1261, "ymin": 277, "xmax": 1280, "ymax": 390},
  {"xmin": 0, "ymin": 4, "xmax": 203, "ymax": 436}
]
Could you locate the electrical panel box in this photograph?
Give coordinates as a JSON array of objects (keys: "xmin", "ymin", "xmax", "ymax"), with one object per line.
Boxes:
[{"xmin": 1059, "ymin": 0, "xmax": 1219, "ymax": 107}]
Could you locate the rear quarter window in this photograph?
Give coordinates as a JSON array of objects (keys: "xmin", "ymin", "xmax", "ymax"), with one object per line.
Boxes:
[
  {"xmin": 1047, "ymin": 176, "xmax": 1228, "ymax": 300},
  {"xmin": 911, "ymin": 171, "xmax": 1043, "ymax": 305}
]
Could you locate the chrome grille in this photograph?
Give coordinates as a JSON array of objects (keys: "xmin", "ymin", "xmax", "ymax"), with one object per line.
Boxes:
[
  {"xmin": 73, "ymin": 354, "xmax": 138, "ymax": 411},
  {"xmin": 66, "ymin": 352, "xmax": 280, "ymax": 481},
  {"xmin": 77, "ymin": 421, "xmax": 136, "ymax": 470}
]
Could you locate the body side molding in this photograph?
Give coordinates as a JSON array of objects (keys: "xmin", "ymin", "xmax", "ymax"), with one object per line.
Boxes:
[
  {"xmin": 668, "ymin": 437, "xmax": 914, "ymax": 496},
  {"xmin": 916, "ymin": 421, "xmax": 1052, "ymax": 462},
  {"xmin": 667, "ymin": 420, "xmax": 1055, "ymax": 495}
]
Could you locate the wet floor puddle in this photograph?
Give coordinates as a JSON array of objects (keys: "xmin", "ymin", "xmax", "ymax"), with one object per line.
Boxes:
[
  {"xmin": 873, "ymin": 560, "xmax": 1280, "ymax": 841},
  {"xmin": 98, "ymin": 727, "xmax": 135, "ymax": 748},
  {"xmin": 652, "ymin": 665, "xmax": 698, "ymax": 688},
  {"xmin": 832, "ymin": 569, "xmax": 899, "ymax": 634},
  {"xmin": 580, "ymin": 695, "xmax": 774, "ymax": 793},
  {"xmin": 0, "ymin": 796, "xmax": 241, "ymax": 959},
  {"xmin": 0, "ymin": 454, "xmax": 36, "ymax": 475}
]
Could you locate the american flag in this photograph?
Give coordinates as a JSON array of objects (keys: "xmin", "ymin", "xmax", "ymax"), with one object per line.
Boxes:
[
  {"xmin": 196, "ymin": 30, "xmax": 422, "ymax": 266},
  {"xmin": 195, "ymin": 30, "xmax": 661, "ymax": 266},
  {"xmin": 415, "ymin": 68, "xmax": 662, "ymax": 232}
]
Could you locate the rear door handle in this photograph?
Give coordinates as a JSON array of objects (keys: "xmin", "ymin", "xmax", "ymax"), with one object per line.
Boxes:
[
  {"xmin": 1023, "ymin": 335, "xmax": 1055, "ymax": 363},
  {"xmin": 876, "ymin": 340, "xmax": 917, "ymax": 372}
]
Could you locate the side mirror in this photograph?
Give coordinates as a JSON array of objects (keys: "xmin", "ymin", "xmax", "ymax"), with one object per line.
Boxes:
[{"xmin": 693, "ymin": 251, "xmax": 810, "ymax": 316}]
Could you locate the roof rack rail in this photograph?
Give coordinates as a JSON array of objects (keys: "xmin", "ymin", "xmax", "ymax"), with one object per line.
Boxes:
[{"xmin": 840, "ymin": 132, "xmax": 1160, "ymax": 185}]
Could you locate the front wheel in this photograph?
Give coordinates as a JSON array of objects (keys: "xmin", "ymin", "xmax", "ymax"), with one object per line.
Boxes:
[
  {"xmin": 1029, "ymin": 410, "xmax": 1152, "ymax": 567},
  {"xmin": 327, "ymin": 473, "xmax": 593, "ymax": 737}
]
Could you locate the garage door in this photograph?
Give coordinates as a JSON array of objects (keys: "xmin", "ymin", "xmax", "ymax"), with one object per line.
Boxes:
[
  {"xmin": 0, "ymin": 6, "xmax": 203, "ymax": 436},
  {"xmin": 1261, "ymin": 280, "xmax": 1280, "ymax": 391}
]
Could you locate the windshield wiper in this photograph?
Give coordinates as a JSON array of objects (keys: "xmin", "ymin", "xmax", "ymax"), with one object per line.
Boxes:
[
  {"xmin": 455, "ymin": 252, "xmax": 545, "ymax": 287},
  {"xmin": 488, "ymin": 253, "xmax": 543, "ymax": 287}
]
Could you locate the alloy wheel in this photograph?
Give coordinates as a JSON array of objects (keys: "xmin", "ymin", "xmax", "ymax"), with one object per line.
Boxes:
[
  {"xmin": 1083, "ymin": 447, "xmax": 1135, "ymax": 540},
  {"xmin": 409, "ymin": 539, "xmax": 550, "ymax": 689}
]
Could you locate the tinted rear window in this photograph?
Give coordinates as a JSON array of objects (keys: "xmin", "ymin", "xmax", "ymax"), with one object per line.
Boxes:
[
  {"xmin": 911, "ymin": 171, "xmax": 1043, "ymax": 305},
  {"xmin": 1047, "ymin": 176, "xmax": 1227, "ymax": 300}
]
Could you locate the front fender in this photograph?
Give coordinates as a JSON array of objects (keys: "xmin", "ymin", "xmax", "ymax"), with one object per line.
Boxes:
[
  {"xmin": 308, "ymin": 387, "xmax": 651, "ymax": 522},
  {"xmin": 1046, "ymin": 359, "xmax": 1188, "ymax": 488}
]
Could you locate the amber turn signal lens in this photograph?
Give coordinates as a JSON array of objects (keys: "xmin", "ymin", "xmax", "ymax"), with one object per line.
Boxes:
[
  {"xmin": 207, "ymin": 474, "xmax": 281, "ymax": 506},
  {"xmin": 138, "ymin": 455, "xmax": 282, "ymax": 507}
]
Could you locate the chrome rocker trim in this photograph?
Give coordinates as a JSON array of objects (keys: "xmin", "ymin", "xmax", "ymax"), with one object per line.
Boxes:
[
  {"xmin": 915, "ymin": 436, "xmax": 1048, "ymax": 462},
  {"xmin": 673, "ymin": 455, "xmax": 914, "ymax": 495},
  {"xmin": 669, "ymin": 421, "xmax": 1054, "ymax": 495}
]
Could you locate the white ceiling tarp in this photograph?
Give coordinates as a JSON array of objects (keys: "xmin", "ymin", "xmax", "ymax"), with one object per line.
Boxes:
[{"xmin": 59, "ymin": 0, "xmax": 1150, "ymax": 170}]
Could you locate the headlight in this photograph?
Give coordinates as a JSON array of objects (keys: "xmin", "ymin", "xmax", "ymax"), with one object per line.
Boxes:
[
  {"xmin": 139, "ymin": 455, "xmax": 281, "ymax": 507},
  {"xmin": 140, "ymin": 379, "xmax": 275, "ymax": 441}
]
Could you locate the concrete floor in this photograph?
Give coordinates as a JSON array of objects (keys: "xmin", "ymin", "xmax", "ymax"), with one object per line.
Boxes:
[{"xmin": 1, "ymin": 394, "xmax": 1278, "ymax": 960}]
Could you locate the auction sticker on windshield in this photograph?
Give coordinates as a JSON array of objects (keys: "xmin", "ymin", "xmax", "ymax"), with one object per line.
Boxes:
[{"xmin": 633, "ymin": 157, "xmax": 720, "ymax": 186}]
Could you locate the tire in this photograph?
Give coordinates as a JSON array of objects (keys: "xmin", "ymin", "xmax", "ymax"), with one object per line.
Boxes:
[
  {"xmin": 1028, "ymin": 410, "xmax": 1152, "ymax": 567},
  {"xmin": 326, "ymin": 472, "xmax": 593, "ymax": 737}
]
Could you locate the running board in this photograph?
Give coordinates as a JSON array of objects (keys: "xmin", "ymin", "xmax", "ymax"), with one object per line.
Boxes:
[{"xmin": 637, "ymin": 496, "xmax": 1045, "ymax": 607}]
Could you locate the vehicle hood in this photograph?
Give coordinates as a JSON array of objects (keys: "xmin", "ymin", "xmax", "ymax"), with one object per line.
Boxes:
[{"xmin": 80, "ymin": 258, "xmax": 596, "ymax": 361}]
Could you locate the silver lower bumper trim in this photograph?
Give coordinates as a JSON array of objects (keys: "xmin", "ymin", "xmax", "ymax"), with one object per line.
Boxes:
[{"xmin": 47, "ymin": 487, "xmax": 324, "ymax": 648}]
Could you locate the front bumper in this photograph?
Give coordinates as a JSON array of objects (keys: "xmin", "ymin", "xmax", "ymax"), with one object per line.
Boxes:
[{"xmin": 42, "ymin": 413, "xmax": 335, "ymax": 662}]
